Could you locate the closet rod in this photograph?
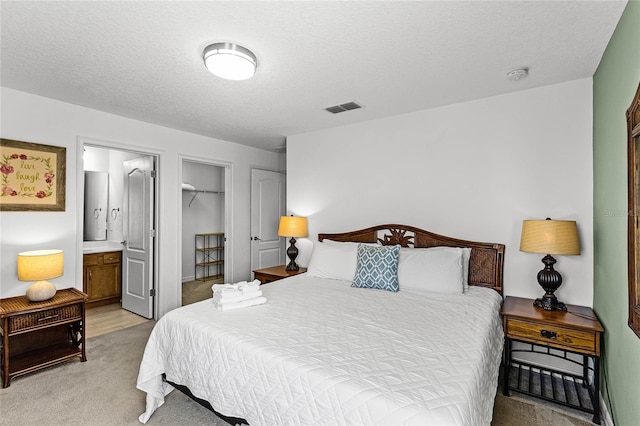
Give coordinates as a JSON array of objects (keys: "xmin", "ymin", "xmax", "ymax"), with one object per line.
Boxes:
[{"xmin": 184, "ymin": 189, "xmax": 224, "ymax": 207}]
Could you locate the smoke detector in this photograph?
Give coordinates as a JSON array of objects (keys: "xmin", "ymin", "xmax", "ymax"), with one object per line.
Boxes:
[{"xmin": 507, "ymin": 68, "xmax": 529, "ymax": 81}]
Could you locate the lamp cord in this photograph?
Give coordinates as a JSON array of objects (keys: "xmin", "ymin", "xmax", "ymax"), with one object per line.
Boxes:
[
  {"xmin": 600, "ymin": 338, "xmax": 616, "ymax": 425},
  {"xmin": 566, "ymin": 310, "xmax": 598, "ymax": 321}
]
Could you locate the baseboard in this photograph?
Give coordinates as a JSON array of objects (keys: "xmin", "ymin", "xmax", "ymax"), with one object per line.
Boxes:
[
  {"xmin": 182, "ymin": 275, "xmax": 195, "ymax": 283},
  {"xmin": 600, "ymin": 394, "xmax": 614, "ymax": 426}
]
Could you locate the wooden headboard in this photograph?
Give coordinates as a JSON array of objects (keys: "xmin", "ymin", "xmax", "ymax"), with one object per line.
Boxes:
[{"xmin": 318, "ymin": 224, "xmax": 505, "ymax": 294}]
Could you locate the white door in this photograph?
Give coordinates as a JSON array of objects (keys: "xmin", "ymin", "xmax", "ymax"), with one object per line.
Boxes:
[
  {"xmin": 122, "ymin": 157, "xmax": 155, "ymax": 318},
  {"xmin": 250, "ymin": 169, "xmax": 285, "ymax": 271}
]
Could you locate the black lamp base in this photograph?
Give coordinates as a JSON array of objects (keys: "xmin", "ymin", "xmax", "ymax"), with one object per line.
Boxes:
[
  {"xmin": 533, "ymin": 254, "xmax": 567, "ymax": 311},
  {"xmin": 534, "ymin": 293, "xmax": 567, "ymax": 311},
  {"xmin": 285, "ymin": 237, "xmax": 300, "ymax": 271},
  {"xmin": 285, "ymin": 260, "xmax": 299, "ymax": 271}
]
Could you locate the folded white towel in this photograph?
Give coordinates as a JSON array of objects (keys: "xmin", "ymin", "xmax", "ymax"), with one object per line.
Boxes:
[
  {"xmin": 239, "ymin": 280, "xmax": 261, "ymax": 294},
  {"xmin": 213, "ymin": 289, "xmax": 263, "ymax": 304},
  {"xmin": 211, "ymin": 283, "xmax": 238, "ymax": 291},
  {"xmin": 214, "ymin": 296, "xmax": 267, "ymax": 311},
  {"xmin": 212, "ymin": 280, "xmax": 263, "ymax": 302},
  {"xmin": 215, "ymin": 289, "xmax": 242, "ymax": 299},
  {"xmin": 211, "ymin": 283, "xmax": 243, "ymax": 298}
]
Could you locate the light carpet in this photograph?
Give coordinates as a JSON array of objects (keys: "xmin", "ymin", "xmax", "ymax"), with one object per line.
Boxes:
[{"xmin": 0, "ymin": 321, "xmax": 594, "ymax": 426}]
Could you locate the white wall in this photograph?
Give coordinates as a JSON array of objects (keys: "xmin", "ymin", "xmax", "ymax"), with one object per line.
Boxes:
[
  {"xmin": 0, "ymin": 87, "xmax": 282, "ymax": 317},
  {"xmin": 181, "ymin": 161, "xmax": 225, "ymax": 282},
  {"xmin": 84, "ymin": 146, "xmax": 110, "ymax": 172},
  {"xmin": 287, "ymin": 78, "xmax": 594, "ymax": 306}
]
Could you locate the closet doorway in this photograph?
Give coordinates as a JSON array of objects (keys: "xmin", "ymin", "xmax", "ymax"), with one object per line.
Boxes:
[{"xmin": 181, "ymin": 159, "xmax": 229, "ymax": 306}]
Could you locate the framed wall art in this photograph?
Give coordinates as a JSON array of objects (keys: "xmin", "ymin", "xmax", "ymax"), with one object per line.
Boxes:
[
  {"xmin": 628, "ymin": 81, "xmax": 640, "ymax": 338},
  {"xmin": 0, "ymin": 138, "xmax": 66, "ymax": 211}
]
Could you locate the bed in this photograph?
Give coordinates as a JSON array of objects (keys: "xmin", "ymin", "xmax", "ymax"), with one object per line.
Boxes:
[{"xmin": 137, "ymin": 224, "xmax": 505, "ymax": 425}]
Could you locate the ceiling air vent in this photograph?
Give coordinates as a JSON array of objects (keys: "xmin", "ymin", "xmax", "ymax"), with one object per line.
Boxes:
[{"xmin": 324, "ymin": 101, "xmax": 363, "ymax": 114}]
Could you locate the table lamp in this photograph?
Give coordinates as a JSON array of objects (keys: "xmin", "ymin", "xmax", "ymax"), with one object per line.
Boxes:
[
  {"xmin": 278, "ymin": 216, "xmax": 308, "ymax": 271},
  {"xmin": 17, "ymin": 249, "xmax": 64, "ymax": 301},
  {"xmin": 520, "ymin": 219, "xmax": 580, "ymax": 311}
]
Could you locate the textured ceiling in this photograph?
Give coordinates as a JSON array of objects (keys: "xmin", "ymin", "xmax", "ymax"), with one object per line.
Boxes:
[{"xmin": 0, "ymin": 1, "xmax": 627, "ymax": 152}]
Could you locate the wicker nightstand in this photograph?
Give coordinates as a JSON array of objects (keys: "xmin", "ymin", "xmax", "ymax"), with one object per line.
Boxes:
[
  {"xmin": 501, "ymin": 296, "xmax": 604, "ymax": 424},
  {"xmin": 253, "ymin": 265, "xmax": 307, "ymax": 284},
  {"xmin": 0, "ymin": 288, "xmax": 88, "ymax": 388}
]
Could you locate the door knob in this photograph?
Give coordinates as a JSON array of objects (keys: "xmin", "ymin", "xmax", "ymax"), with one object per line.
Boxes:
[{"xmin": 252, "ymin": 236, "xmax": 261, "ymax": 241}]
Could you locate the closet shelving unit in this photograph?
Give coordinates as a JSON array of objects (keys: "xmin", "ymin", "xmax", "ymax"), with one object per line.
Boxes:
[{"xmin": 195, "ymin": 232, "xmax": 225, "ymax": 281}]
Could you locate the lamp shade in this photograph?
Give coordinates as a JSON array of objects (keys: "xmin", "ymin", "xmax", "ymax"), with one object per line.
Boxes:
[
  {"xmin": 278, "ymin": 216, "xmax": 308, "ymax": 238},
  {"xmin": 17, "ymin": 249, "xmax": 64, "ymax": 281},
  {"xmin": 520, "ymin": 220, "xmax": 580, "ymax": 255}
]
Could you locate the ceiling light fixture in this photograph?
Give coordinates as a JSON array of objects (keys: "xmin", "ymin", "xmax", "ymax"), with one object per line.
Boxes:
[{"xmin": 203, "ymin": 42, "xmax": 257, "ymax": 81}]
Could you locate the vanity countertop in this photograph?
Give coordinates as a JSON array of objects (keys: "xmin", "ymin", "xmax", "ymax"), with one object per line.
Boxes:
[{"xmin": 83, "ymin": 241, "xmax": 123, "ymax": 254}]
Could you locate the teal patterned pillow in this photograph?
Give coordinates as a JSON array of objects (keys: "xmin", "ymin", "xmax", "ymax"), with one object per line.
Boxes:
[{"xmin": 352, "ymin": 244, "xmax": 400, "ymax": 292}]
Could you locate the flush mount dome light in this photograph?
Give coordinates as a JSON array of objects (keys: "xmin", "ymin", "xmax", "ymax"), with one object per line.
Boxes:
[{"xmin": 203, "ymin": 42, "xmax": 257, "ymax": 81}]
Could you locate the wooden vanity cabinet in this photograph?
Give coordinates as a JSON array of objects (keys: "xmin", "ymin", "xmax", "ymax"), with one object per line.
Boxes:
[{"xmin": 83, "ymin": 251, "xmax": 122, "ymax": 308}]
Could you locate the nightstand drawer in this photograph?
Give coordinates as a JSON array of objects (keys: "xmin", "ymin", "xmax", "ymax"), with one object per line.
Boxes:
[
  {"xmin": 9, "ymin": 304, "xmax": 82, "ymax": 334},
  {"xmin": 507, "ymin": 319, "xmax": 596, "ymax": 353}
]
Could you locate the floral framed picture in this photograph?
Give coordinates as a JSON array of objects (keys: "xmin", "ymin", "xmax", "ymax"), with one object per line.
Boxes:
[{"xmin": 0, "ymin": 138, "xmax": 66, "ymax": 211}]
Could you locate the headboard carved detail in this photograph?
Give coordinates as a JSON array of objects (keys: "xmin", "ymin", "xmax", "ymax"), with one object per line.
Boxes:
[
  {"xmin": 378, "ymin": 228, "xmax": 414, "ymax": 247},
  {"xmin": 319, "ymin": 224, "xmax": 505, "ymax": 294}
]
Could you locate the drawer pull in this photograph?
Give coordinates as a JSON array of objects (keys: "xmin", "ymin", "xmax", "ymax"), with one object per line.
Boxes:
[
  {"xmin": 37, "ymin": 314, "xmax": 60, "ymax": 322},
  {"xmin": 541, "ymin": 330, "xmax": 557, "ymax": 339}
]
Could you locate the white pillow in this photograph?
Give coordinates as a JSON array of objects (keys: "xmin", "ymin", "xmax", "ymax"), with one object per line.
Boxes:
[
  {"xmin": 307, "ymin": 240, "xmax": 358, "ymax": 281},
  {"xmin": 398, "ymin": 247, "xmax": 465, "ymax": 294},
  {"xmin": 419, "ymin": 246, "xmax": 471, "ymax": 290}
]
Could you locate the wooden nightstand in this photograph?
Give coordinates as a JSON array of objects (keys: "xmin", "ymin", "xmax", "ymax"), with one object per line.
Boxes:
[
  {"xmin": 253, "ymin": 265, "xmax": 307, "ymax": 284},
  {"xmin": 0, "ymin": 288, "xmax": 88, "ymax": 388},
  {"xmin": 501, "ymin": 296, "xmax": 604, "ymax": 424}
]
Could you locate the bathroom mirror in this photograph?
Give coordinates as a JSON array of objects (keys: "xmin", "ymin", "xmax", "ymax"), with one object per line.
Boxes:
[{"xmin": 84, "ymin": 171, "xmax": 109, "ymax": 241}]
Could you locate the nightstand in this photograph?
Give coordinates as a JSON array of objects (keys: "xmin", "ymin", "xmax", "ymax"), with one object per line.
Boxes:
[
  {"xmin": 501, "ymin": 296, "xmax": 604, "ymax": 424},
  {"xmin": 253, "ymin": 265, "xmax": 307, "ymax": 284},
  {"xmin": 0, "ymin": 288, "xmax": 88, "ymax": 388}
]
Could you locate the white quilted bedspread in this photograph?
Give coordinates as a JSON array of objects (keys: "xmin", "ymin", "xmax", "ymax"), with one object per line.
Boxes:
[{"xmin": 137, "ymin": 275, "xmax": 503, "ymax": 425}]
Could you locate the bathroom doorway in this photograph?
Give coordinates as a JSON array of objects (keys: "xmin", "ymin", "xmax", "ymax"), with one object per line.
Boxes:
[
  {"xmin": 81, "ymin": 144, "xmax": 158, "ymax": 325},
  {"xmin": 180, "ymin": 158, "xmax": 229, "ymax": 306}
]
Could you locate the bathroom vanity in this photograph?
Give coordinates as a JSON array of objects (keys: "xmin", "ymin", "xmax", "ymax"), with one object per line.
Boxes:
[{"xmin": 82, "ymin": 248, "xmax": 121, "ymax": 308}]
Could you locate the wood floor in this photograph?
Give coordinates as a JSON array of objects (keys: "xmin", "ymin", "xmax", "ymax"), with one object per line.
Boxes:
[
  {"xmin": 86, "ymin": 279, "xmax": 224, "ymax": 338},
  {"xmin": 85, "ymin": 279, "xmax": 220, "ymax": 338},
  {"xmin": 85, "ymin": 303, "xmax": 150, "ymax": 339}
]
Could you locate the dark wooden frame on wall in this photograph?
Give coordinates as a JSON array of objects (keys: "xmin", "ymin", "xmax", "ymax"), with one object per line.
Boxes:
[
  {"xmin": 0, "ymin": 138, "xmax": 66, "ymax": 212},
  {"xmin": 627, "ymin": 81, "xmax": 640, "ymax": 339}
]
